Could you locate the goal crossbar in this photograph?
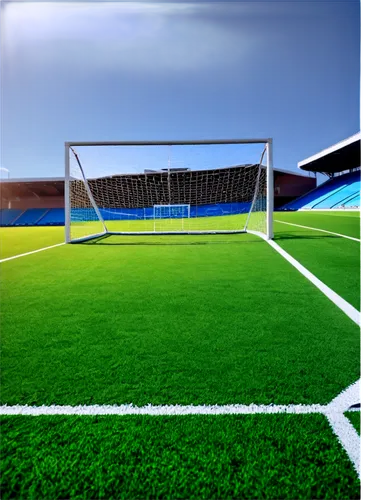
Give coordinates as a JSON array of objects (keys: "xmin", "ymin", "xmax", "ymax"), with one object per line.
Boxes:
[{"xmin": 65, "ymin": 139, "xmax": 272, "ymax": 147}]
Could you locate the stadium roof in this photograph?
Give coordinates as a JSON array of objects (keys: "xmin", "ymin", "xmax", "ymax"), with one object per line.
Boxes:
[
  {"xmin": 0, "ymin": 178, "xmax": 65, "ymax": 199},
  {"xmin": 298, "ymin": 132, "xmax": 360, "ymax": 174},
  {"xmin": 0, "ymin": 177, "xmax": 65, "ymax": 183}
]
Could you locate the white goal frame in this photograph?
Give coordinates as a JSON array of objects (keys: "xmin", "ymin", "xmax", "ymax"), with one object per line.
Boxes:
[
  {"xmin": 153, "ymin": 204, "xmax": 190, "ymax": 232},
  {"xmin": 65, "ymin": 139, "xmax": 274, "ymax": 243}
]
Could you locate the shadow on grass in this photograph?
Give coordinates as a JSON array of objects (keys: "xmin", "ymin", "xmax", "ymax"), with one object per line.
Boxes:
[
  {"xmin": 274, "ymin": 232, "xmax": 343, "ymax": 242},
  {"xmin": 77, "ymin": 232, "xmax": 345, "ymax": 246},
  {"xmin": 80, "ymin": 232, "xmax": 343, "ymax": 246},
  {"xmin": 81, "ymin": 234, "xmax": 264, "ymax": 246}
]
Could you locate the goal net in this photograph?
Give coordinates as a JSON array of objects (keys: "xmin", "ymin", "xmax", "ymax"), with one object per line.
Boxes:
[
  {"xmin": 65, "ymin": 140, "xmax": 273, "ymax": 243},
  {"xmin": 153, "ymin": 204, "xmax": 190, "ymax": 232}
]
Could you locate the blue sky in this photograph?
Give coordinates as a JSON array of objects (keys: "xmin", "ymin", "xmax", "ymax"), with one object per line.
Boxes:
[{"xmin": 1, "ymin": 0, "xmax": 360, "ymax": 179}]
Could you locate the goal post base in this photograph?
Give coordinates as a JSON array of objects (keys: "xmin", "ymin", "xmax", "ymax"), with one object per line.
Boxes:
[
  {"xmin": 246, "ymin": 229, "xmax": 270, "ymax": 241},
  {"xmin": 108, "ymin": 230, "xmax": 246, "ymax": 236},
  {"xmin": 68, "ymin": 229, "xmax": 251, "ymax": 243},
  {"xmin": 69, "ymin": 231, "xmax": 108, "ymax": 244}
]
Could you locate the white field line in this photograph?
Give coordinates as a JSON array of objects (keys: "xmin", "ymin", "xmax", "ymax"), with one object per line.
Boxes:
[
  {"xmin": 325, "ymin": 380, "xmax": 361, "ymax": 477},
  {"xmin": 250, "ymin": 231, "xmax": 361, "ymax": 474},
  {"xmin": 0, "ymin": 380, "xmax": 361, "ymax": 477},
  {"xmin": 297, "ymin": 209, "xmax": 360, "ymax": 213},
  {"xmin": 0, "ymin": 242, "xmax": 65, "ymax": 263},
  {"xmin": 265, "ymin": 238, "xmax": 360, "ymax": 326},
  {"xmin": 274, "ymin": 220, "xmax": 360, "ymax": 242},
  {"xmin": 0, "ymin": 231, "xmax": 360, "ymax": 475},
  {"xmin": 0, "ymin": 403, "xmax": 326, "ymax": 416}
]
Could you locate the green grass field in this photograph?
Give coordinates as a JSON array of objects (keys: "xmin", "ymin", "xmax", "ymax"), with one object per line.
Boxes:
[
  {"xmin": 0, "ymin": 210, "xmax": 360, "ymax": 498},
  {"xmin": 274, "ymin": 212, "xmax": 360, "ymax": 309},
  {"xmin": 345, "ymin": 411, "xmax": 361, "ymax": 435},
  {"xmin": 69, "ymin": 212, "xmax": 267, "ymax": 243},
  {"xmin": 275, "ymin": 210, "xmax": 360, "ymax": 238},
  {"xmin": 0, "ymin": 415, "xmax": 360, "ymax": 499},
  {"xmin": 0, "ymin": 226, "xmax": 64, "ymax": 260}
]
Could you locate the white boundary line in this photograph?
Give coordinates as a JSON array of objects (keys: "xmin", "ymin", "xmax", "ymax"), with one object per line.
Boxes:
[
  {"xmin": 298, "ymin": 209, "xmax": 360, "ymax": 213},
  {"xmin": 255, "ymin": 227, "xmax": 362, "ymax": 474},
  {"xmin": 274, "ymin": 220, "xmax": 360, "ymax": 242},
  {"xmin": 0, "ymin": 380, "xmax": 360, "ymax": 476},
  {"xmin": 325, "ymin": 380, "xmax": 361, "ymax": 476},
  {"xmin": 248, "ymin": 231, "xmax": 361, "ymax": 326},
  {"xmin": 0, "ymin": 243, "xmax": 65, "ymax": 263},
  {"xmin": 0, "ymin": 403, "xmax": 326, "ymax": 416}
]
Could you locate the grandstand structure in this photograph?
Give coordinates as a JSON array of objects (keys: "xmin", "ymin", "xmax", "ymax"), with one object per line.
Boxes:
[
  {"xmin": 0, "ymin": 168, "xmax": 315, "ymax": 227},
  {"xmin": 1, "ymin": 130, "xmax": 360, "ymax": 225},
  {"xmin": 80, "ymin": 165, "xmax": 262, "ymax": 208},
  {"xmin": 281, "ymin": 133, "xmax": 360, "ymax": 211}
]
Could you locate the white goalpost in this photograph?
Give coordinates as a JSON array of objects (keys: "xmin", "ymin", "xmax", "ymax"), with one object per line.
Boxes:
[
  {"xmin": 153, "ymin": 204, "xmax": 190, "ymax": 232},
  {"xmin": 65, "ymin": 139, "xmax": 273, "ymax": 243}
]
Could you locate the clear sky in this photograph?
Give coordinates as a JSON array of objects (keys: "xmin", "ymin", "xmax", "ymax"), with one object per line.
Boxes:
[{"xmin": 1, "ymin": 0, "xmax": 360, "ymax": 179}]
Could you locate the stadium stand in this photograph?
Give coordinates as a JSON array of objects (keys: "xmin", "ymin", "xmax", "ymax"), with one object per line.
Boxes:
[
  {"xmin": 68, "ymin": 202, "xmax": 252, "ymax": 223},
  {"xmin": 37, "ymin": 208, "xmax": 65, "ymax": 226},
  {"xmin": 281, "ymin": 133, "xmax": 360, "ymax": 211},
  {"xmin": 75, "ymin": 165, "xmax": 263, "ymax": 208},
  {"xmin": 0, "ymin": 168, "xmax": 316, "ymax": 226},
  {"xmin": 85, "ymin": 166, "xmax": 314, "ymax": 210},
  {"xmin": 318, "ymin": 178, "xmax": 360, "ymax": 209},
  {"xmin": 341, "ymin": 193, "xmax": 360, "ymax": 208},
  {"xmin": 13, "ymin": 208, "xmax": 50, "ymax": 226},
  {"xmin": 281, "ymin": 171, "xmax": 360, "ymax": 210},
  {"xmin": 0, "ymin": 208, "xmax": 23, "ymax": 226}
]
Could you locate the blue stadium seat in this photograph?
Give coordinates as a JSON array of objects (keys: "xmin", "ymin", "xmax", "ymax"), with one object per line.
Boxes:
[
  {"xmin": 281, "ymin": 171, "xmax": 360, "ymax": 210},
  {"xmin": 37, "ymin": 208, "xmax": 65, "ymax": 225},
  {"xmin": 315, "ymin": 181, "xmax": 361, "ymax": 208},
  {"xmin": 0, "ymin": 209, "xmax": 23, "ymax": 226},
  {"xmin": 340, "ymin": 193, "xmax": 360, "ymax": 208},
  {"xmin": 13, "ymin": 208, "xmax": 49, "ymax": 226}
]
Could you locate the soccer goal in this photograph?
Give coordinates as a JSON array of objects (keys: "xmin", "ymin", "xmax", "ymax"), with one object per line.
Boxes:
[
  {"xmin": 153, "ymin": 204, "xmax": 190, "ymax": 232},
  {"xmin": 65, "ymin": 139, "xmax": 273, "ymax": 243}
]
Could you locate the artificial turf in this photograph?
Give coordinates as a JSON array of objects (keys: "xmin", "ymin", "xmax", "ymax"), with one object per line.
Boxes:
[
  {"xmin": 274, "ymin": 211, "xmax": 360, "ymax": 239},
  {"xmin": 1, "ymin": 232, "xmax": 359, "ymax": 406},
  {"xmin": 1, "ymin": 212, "xmax": 360, "ymax": 316},
  {"xmin": 0, "ymin": 414, "xmax": 360, "ymax": 499},
  {"xmin": 345, "ymin": 411, "xmax": 361, "ymax": 435},
  {"xmin": 0, "ymin": 216, "xmax": 361, "ymax": 497},
  {"xmin": 274, "ymin": 212, "xmax": 364, "ymax": 311},
  {"xmin": 71, "ymin": 212, "xmax": 266, "ymax": 243},
  {"xmin": 0, "ymin": 226, "xmax": 64, "ymax": 260}
]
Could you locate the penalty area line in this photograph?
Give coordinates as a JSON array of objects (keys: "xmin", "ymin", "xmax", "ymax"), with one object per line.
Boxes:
[
  {"xmin": 0, "ymin": 403, "xmax": 326, "ymax": 416},
  {"xmin": 325, "ymin": 380, "xmax": 361, "ymax": 477},
  {"xmin": 0, "ymin": 242, "xmax": 65, "ymax": 263},
  {"xmin": 247, "ymin": 231, "xmax": 360, "ymax": 326},
  {"xmin": 0, "ymin": 380, "xmax": 360, "ymax": 477},
  {"xmin": 274, "ymin": 220, "xmax": 360, "ymax": 242}
]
